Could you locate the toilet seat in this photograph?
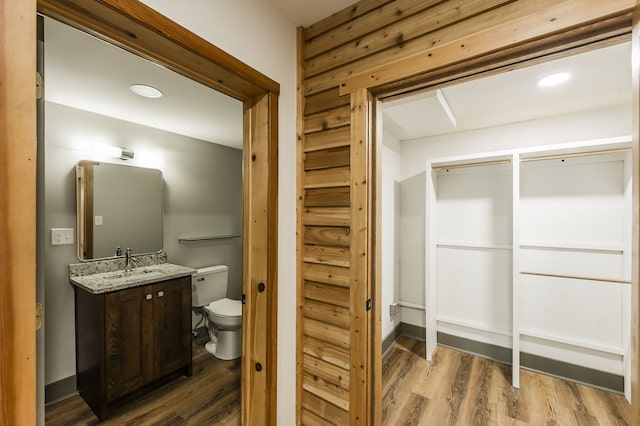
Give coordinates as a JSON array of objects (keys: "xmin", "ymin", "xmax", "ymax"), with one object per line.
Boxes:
[{"xmin": 208, "ymin": 298, "xmax": 242, "ymax": 317}]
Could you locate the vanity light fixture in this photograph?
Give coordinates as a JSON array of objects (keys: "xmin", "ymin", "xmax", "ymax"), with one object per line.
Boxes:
[
  {"xmin": 129, "ymin": 83, "xmax": 163, "ymax": 98},
  {"xmin": 119, "ymin": 148, "xmax": 135, "ymax": 160},
  {"xmin": 538, "ymin": 72, "xmax": 571, "ymax": 87},
  {"xmin": 93, "ymin": 144, "xmax": 134, "ymax": 160}
]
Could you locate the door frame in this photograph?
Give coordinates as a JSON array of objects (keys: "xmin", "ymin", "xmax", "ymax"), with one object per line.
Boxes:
[
  {"xmin": 338, "ymin": 2, "xmax": 638, "ymax": 424},
  {"xmin": 2, "ymin": 0, "xmax": 279, "ymax": 424}
]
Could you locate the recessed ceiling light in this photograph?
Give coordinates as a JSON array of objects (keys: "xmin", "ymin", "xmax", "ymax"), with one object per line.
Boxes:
[
  {"xmin": 538, "ymin": 72, "xmax": 571, "ymax": 87},
  {"xmin": 129, "ymin": 84, "xmax": 163, "ymax": 98}
]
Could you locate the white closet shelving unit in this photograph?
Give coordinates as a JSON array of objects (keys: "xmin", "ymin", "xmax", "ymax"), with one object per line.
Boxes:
[{"xmin": 425, "ymin": 136, "xmax": 632, "ymax": 396}]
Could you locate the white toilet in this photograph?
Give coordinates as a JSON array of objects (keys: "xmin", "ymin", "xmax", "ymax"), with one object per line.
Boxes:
[{"xmin": 191, "ymin": 265, "xmax": 242, "ymax": 360}]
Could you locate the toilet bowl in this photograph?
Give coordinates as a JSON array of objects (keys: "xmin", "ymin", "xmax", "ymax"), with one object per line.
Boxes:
[
  {"xmin": 203, "ymin": 297, "xmax": 242, "ymax": 360},
  {"xmin": 191, "ymin": 265, "xmax": 243, "ymax": 360}
]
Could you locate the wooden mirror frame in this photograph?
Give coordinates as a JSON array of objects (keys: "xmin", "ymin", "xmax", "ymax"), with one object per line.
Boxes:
[{"xmin": 2, "ymin": 0, "xmax": 279, "ymax": 424}]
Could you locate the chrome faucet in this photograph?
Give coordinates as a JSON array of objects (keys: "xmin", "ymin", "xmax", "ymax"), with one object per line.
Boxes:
[{"xmin": 125, "ymin": 247, "xmax": 133, "ymax": 272}]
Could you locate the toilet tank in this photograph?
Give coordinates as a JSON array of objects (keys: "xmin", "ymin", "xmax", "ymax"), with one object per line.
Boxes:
[{"xmin": 191, "ymin": 265, "xmax": 229, "ymax": 307}]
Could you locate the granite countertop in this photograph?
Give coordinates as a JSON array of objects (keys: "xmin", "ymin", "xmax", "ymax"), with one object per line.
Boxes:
[{"xmin": 70, "ymin": 262, "xmax": 196, "ymax": 294}]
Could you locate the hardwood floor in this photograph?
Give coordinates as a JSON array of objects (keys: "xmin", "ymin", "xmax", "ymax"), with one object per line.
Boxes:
[
  {"xmin": 45, "ymin": 335, "xmax": 240, "ymax": 425},
  {"xmin": 47, "ymin": 334, "xmax": 629, "ymax": 425},
  {"xmin": 383, "ymin": 336, "xmax": 630, "ymax": 426}
]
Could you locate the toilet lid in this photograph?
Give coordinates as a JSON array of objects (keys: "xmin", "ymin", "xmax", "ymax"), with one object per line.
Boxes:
[{"xmin": 208, "ymin": 298, "xmax": 242, "ymax": 317}]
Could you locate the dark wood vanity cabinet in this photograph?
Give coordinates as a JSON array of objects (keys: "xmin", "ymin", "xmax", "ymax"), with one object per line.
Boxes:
[{"xmin": 75, "ymin": 276, "xmax": 192, "ymax": 421}]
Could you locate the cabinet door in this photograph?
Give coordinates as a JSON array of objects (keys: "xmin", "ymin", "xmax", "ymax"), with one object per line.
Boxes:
[
  {"xmin": 105, "ymin": 284, "xmax": 154, "ymax": 401},
  {"xmin": 153, "ymin": 277, "xmax": 192, "ymax": 377}
]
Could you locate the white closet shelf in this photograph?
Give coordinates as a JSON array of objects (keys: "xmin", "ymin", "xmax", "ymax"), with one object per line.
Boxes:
[
  {"xmin": 518, "ymin": 137, "xmax": 631, "ymax": 162},
  {"xmin": 430, "ymin": 152, "xmax": 513, "ymax": 171},
  {"xmin": 436, "ymin": 316, "xmax": 513, "ymax": 337},
  {"xmin": 520, "ymin": 328, "xmax": 624, "ymax": 356}
]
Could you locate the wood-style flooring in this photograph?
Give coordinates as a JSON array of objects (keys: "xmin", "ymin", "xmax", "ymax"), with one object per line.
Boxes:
[
  {"xmin": 46, "ymin": 335, "xmax": 629, "ymax": 425},
  {"xmin": 45, "ymin": 334, "xmax": 241, "ymax": 425},
  {"xmin": 383, "ymin": 336, "xmax": 630, "ymax": 425}
]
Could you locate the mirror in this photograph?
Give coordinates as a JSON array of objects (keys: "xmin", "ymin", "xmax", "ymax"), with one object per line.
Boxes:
[{"xmin": 76, "ymin": 160, "xmax": 163, "ymax": 260}]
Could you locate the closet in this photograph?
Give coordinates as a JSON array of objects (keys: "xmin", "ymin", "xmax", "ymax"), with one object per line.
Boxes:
[{"xmin": 425, "ymin": 136, "xmax": 632, "ymax": 397}]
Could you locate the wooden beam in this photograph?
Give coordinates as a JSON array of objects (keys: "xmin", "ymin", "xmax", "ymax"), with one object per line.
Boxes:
[
  {"xmin": 0, "ymin": 0, "xmax": 37, "ymax": 424},
  {"xmin": 340, "ymin": 0, "xmax": 636, "ymax": 95}
]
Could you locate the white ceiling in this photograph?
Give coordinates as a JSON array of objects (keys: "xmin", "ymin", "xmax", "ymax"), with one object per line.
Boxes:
[
  {"xmin": 44, "ymin": 17, "xmax": 244, "ymax": 150},
  {"xmin": 268, "ymin": 0, "xmax": 358, "ymax": 27},
  {"xmin": 384, "ymin": 42, "xmax": 632, "ymax": 141}
]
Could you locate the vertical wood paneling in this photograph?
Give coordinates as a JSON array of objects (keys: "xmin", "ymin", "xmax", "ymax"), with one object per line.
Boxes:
[{"xmin": 0, "ymin": 0, "xmax": 37, "ymax": 424}]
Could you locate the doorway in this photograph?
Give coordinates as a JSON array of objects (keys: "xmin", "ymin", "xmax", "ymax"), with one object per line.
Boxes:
[
  {"xmin": 1, "ymin": 1, "xmax": 279, "ymax": 424},
  {"xmin": 380, "ymin": 40, "xmax": 632, "ymax": 399},
  {"xmin": 41, "ymin": 15, "xmax": 247, "ymax": 421}
]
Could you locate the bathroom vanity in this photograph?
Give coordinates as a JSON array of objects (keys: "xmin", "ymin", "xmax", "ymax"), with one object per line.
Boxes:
[{"xmin": 70, "ymin": 261, "xmax": 195, "ymax": 421}]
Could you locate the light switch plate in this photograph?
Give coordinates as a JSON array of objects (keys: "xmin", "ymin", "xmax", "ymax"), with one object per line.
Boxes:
[{"xmin": 51, "ymin": 228, "xmax": 74, "ymax": 245}]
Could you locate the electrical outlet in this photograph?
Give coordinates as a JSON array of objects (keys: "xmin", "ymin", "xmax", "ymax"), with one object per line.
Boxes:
[
  {"xmin": 51, "ymin": 228, "xmax": 74, "ymax": 245},
  {"xmin": 389, "ymin": 302, "xmax": 399, "ymax": 317}
]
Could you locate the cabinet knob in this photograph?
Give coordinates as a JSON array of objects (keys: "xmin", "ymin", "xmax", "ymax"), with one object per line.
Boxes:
[
  {"xmin": 145, "ymin": 294, "xmax": 152, "ymax": 301},
  {"xmin": 158, "ymin": 291, "xmax": 164, "ymax": 298}
]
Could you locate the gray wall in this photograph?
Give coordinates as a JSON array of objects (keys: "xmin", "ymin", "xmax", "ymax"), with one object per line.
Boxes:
[{"xmin": 44, "ymin": 101, "xmax": 243, "ymax": 386}]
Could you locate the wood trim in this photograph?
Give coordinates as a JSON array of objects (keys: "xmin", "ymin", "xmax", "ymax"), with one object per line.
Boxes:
[
  {"xmin": 371, "ymin": 98, "xmax": 383, "ymax": 426},
  {"xmin": 1, "ymin": 0, "xmax": 37, "ymax": 424},
  {"xmin": 350, "ymin": 89, "xmax": 372, "ymax": 425},
  {"xmin": 339, "ymin": 0, "xmax": 636, "ymax": 95},
  {"xmin": 631, "ymin": 7, "xmax": 640, "ymax": 426},
  {"xmin": 241, "ymin": 92, "xmax": 277, "ymax": 425},
  {"xmin": 296, "ymin": 26, "xmax": 306, "ymax": 426},
  {"xmin": 29, "ymin": 1, "xmax": 279, "ymax": 424},
  {"xmin": 266, "ymin": 91, "xmax": 279, "ymax": 426}
]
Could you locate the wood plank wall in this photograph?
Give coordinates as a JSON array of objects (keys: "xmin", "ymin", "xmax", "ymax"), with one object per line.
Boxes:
[{"xmin": 297, "ymin": 0, "xmax": 636, "ymax": 424}]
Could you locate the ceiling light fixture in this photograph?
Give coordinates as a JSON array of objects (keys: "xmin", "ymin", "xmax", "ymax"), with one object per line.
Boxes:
[
  {"xmin": 129, "ymin": 84, "xmax": 163, "ymax": 98},
  {"xmin": 538, "ymin": 72, "xmax": 571, "ymax": 87}
]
